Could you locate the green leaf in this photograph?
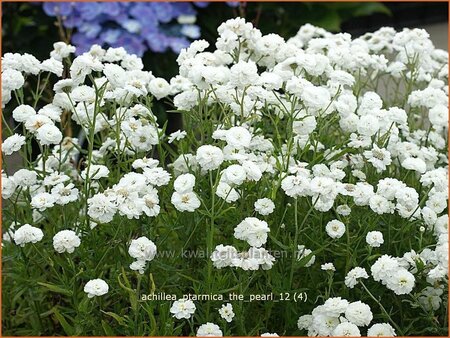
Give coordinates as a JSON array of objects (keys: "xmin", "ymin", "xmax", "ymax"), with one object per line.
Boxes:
[
  {"xmin": 78, "ymin": 297, "xmax": 90, "ymax": 314},
  {"xmin": 315, "ymin": 10, "xmax": 342, "ymax": 32},
  {"xmin": 269, "ymin": 234, "xmax": 290, "ymax": 250},
  {"xmin": 176, "ymin": 272, "xmax": 201, "ymax": 284},
  {"xmin": 52, "ymin": 307, "xmax": 75, "ymax": 336},
  {"xmin": 353, "ymin": 3, "xmax": 391, "ymax": 17},
  {"xmin": 37, "ymin": 282, "xmax": 72, "ymax": 296},
  {"xmin": 101, "ymin": 311, "xmax": 127, "ymax": 326},
  {"xmin": 101, "ymin": 320, "xmax": 116, "ymax": 335}
]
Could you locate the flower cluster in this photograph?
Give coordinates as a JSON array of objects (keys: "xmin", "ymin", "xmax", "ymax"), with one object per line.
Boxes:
[
  {"xmin": 128, "ymin": 236, "xmax": 157, "ymax": 274},
  {"xmin": 171, "ymin": 173, "xmax": 201, "ymax": 212},
  {"xmin": 170, "ymin": 298, "xmax": 197, "ymax": 320},
  {"xmin": 87, "ymin": 161, "xmax": 170, "ymax": 223},
  {"xmin": 52, "ymin": 230, "xmax": 81, "ymax": 253},
  {"xmin": 42, "ymin": 2, "xmax": 207, "ymax": 55},
  {"xmin": 83, "ymin": 278, "xmax": 109, "ymax": 298},
  {"xmin": 297, "ymin": 297, "xmax": 386, "ymax": 337}
]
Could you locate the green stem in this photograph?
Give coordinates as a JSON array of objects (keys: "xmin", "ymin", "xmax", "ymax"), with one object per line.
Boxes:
[
  {"xmin": 206, "ymin": 170, "xmax": 216, "ymax": 319},
  {"xmin": 289, "ymin": 198, "xmax": 299, "ymax": 289},
  {"xmin": 360, "ymin": 281, "xmax": 404, "ymax": 335}
]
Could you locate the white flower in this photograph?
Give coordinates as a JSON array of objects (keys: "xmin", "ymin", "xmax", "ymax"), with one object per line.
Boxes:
[
  {"xmin": 386, "ymin": 269, "xmax": 415, "ymax": 295},
  {"xmin": 301, "ymin": 85, "xmax": 331, "ymax": 112},
  {"xmin": 149, "ymin": 78, "xmax": 171, "ymax": 99},
  {"xmin": 132, "ymin": 157, "xmax": 160, "ymax": 169},
  {"xmin": 53, "ymin": 230, "xmax": 81, "ymax": 253},
  {"xmin": 425, "ymin": 192, "xmax": 447, "ymax": 214},
  {"xmin": 428, "ymin": 104, "xmax": 448, "ymax": 128},
  {"xmin": 128, "ymin": 236, "xmax": 157, "ymax": 262},
  {"xmin": 143, "ymin": 167, "xmax": 171, "ymax": 186},
  {"xmin": 221, "ymin": 164, "xmax": 247, "ymax": 186},
  {"xmin": 50, "ymin": 41, "xmax": 76, "ymax": 60},
  {"xmin": 216, "ymin": 182, "xmax": 240, "ymax": 202},
  {"xmin": 2, "ymin": 174, "xmax": 17, "ymax": 199},
  {"xmin": 260, "ymin": 72, "xmax": 283, "ymax": 90},
  {"xmin": 130, "ymin": 260, "xmax": 146, "ymax": 274},
  {"xmin": 2, "ymin": 134, "xmax": 26, "ymax": 155},
  {"xmin": 371, "ymin": 255, "xmax": 399, "ymax": 282},
  {"xmin": 24, "ymin": 115, "xmax": 54, "ymax": 134},
  {"xmin": 35, "ymin": 124, "xmax": 63, "ymax": 145},
  {"xmin": 242, "ymin": 160, "xmax": 263, "ymax": 181},
  {"xmin": 421, "ymin": 206, "xmax": 437, "ymax": 226},
  {"xmin": 2, "ymin": 90, "xmax": 12, "ymax": 108},
  {"xmin": 172, "ymin": 154, "xmax": 198, "ymax": 175},
  {"xmin": 2, "ymin": 68, "xmax": 25, "ymax": 91},
  {"xmin": 369, "ymin": 195, "xmax": 393, "ymax": 214},
  {"xmin": 81, "ymin": 165, "xmax": 110, "ymax": 180},
  {"xmin": 104, "ymin": 47, "xmax": 127, "ymax": 62},
  {"xmin": 401, "ymin": 157, "xmax": 427, "ymax": 173},
  {"xmin": 325, "ymin": 220, "xmax": 346, "ymax": 239},
  {"xmin": 357, "ymin": 115, "xmax": 380, "ymax": 136},
  {"xmin": 142, "ymin": 190, "xmax": 161, "ymax": 217},
  {"xmin": 51, "ymin": 183, "xmax": 79, "ymax": 205},
  {"xmin": 211, "ymin": 244, "xmax": 238, "ymax": 268},
  {"xmin": 196, "ymin": 322, "xmax": 223, "ymax": 337},
  {"xmin": 40, "ymin": 58, "xmax": 64, "ymax": 77},
  {"xmin": 87, "ymin": 193, "xmax": 117, "ymax": 223},
  {"xmin": 344, "ymin": 267, "xmax": 369, "ymax": 288},
  {"xmin": 331, "ymin": 322, "xmax": 361, "ymax": 336},
  {"xmin": 321, "ymin": 263, "xmax": 335, "ymax": 271},
  {"xmin": 229, "ymin": 60, "xmax": 259, "ymax": 89},
  {"xmin": 254, "ymin": 198, "xmax": 275, "ymax": 215},
  {"xmin": 170, "ymin": 299, "xmax": 196, "ymax": 319},
  {"xmin": 129, "ymin": 125, "xmax": 159, "ymax": 151},
  {"xmin": 336, "ymin": 205, "xmax": 351, "ymax": 216},
  {"xmin": 234, "ymin": 217, "xmax": 270, "ymax": 247},
  {"xmin": 13, "ymin": 224, "xmax": 44, "ymax": 246},
  {"xmin": 84, "ymin": 279, "xmax": 109, "ymax": 298},
  {"xmin": 281, "ymin": 175, "xmax": 311, "ymax": 198},
  {"xmin": 365, "ymin": 231, "xmax": 384, "ymax": 248},
  {"xmin": 196, "ymin": 145, "xmax": 224, "ymax": 171},
  {"xmin": 249, "ymin": 247, "xmax": 276, "ymax": 270},
  {"xmin": 121, "ymin": 54, "xmax": 144, "ymax": 70},
  {"xmin": 38, "ymin": 104, "xmax": 62, "ymax": 121},
  {"xmin": 297, "ymin": 245, "xmax": 316, "ymax": 267},
  {"xmin": 293, "ymin": 116, "xmax": 317, "ymax": 136},
  {"xmin": 218, "ymin": 303, "xmax": 235, "ymax": 322},
  {"xmin": 12, "ymin": 105, "xmax": 36, "ymax": 123},
  {"xmin": 173, "ymin": 173, "xmax": 196, "ymax": 193},
  {"xmin": 171, "ymin": 191, "xmax": 201, "ymax": 212},
  {"xmin": 13, "ymin": 169, "xmax": 37, "ymax": 187},
  {"xmin": 322, "ymin": 297, "xmax": 350, "ymax": 317},
  {"xmin": 261, "ymin": 333, "xmax": 279, "ymax": 337},
  {"xmin": 367, "ymin": 323, "xmax": 396, "ymax": 336},
  {"xmin": 53, "ymin": 79, "xmax": 76, "ymax": 93},
  {"xmin": 31, "ymin": 192, "xmax": 56, "ymax": 211},
  {"xmin": 345, "ymin": 301, "xmax": 373, "ymax": 326},
  {"xmin": 297, "ymin": 314, "xmax": 313, "ymax": 330},
  {"xmin": 70, "ymin": 54, "xmax": 103, "ymax": 84},
  {"xmin": 418, "ymin": 286, "xmax": 443, "ymax": 311},
  {"xmin": 225, "ymin": 126, "xmax": 252, "ymax": 149},
  {"xmin": 364, "ymin": 145, "xmax": 392, "ymax": 173},
  {"xmin": 168, "ymin": 130, "xmax": 187, "ymax": 143}
]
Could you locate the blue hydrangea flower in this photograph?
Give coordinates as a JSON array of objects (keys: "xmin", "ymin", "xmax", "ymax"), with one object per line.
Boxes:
[{"xmin": 42, "ymin": 2, "xmax": 207, "ymax": 56}]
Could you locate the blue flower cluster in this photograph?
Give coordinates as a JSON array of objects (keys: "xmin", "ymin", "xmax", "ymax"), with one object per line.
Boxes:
[{"xmin": 42, "ymin": 2, "xmax": 209, "ymax": 56}]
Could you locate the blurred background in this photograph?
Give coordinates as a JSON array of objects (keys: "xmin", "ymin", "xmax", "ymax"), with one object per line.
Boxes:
[
  {"xmin": 1, "ymin": 1, "xmax": 448, "ymax": 173},
  {"xmin": 2, "ymin": 1, "xmax": 448, "ymax": 79}
]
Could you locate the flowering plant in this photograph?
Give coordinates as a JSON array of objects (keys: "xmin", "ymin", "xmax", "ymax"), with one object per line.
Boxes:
[{"xmin": 2, "ymin": 18, "xmax": 448, "ymax": 336}]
